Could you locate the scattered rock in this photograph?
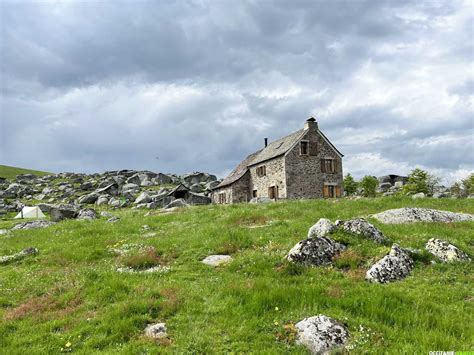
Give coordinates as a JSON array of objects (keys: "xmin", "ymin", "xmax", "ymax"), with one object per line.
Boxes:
[
  {"xmin": 249, "ymin": 197, "xmax": 274, "ymax": 203},
  {"xmin": 0, "ymin": 247, "xmax": 38, "ymax": 265},
  {"xmin": 96, "ymin": 195, "xmax": 109, "ymax": 205},
  {"xmin": 287, "ymin": 237, "xmax": 345, "ymax": 266},
  {"xmin": 164, "ymin": 198, "xmax": 188, "ymax": 209},
  {"xmin": 78, "ymin": 192, "xmax": 99, "ymax": 204},
  {"xmin": 412, "ymin": 192, "xmax": 426, "ymax": 199},
  {"xmin": 201, "ymin": 255, "xmax": 233, "ymax": 266},
  {"xmin": 11, "ymin": 220, "xmax": 56, "ymax": 230},
  {"xmin": 425, "ymin": 238, "xmax": 471, "ymax": 263},
  {"xmin": 100, "ymin": 211, "xmax": 115, "ymax": 218},
  {"xmin": 335, "ymin": 218, "xmax": 389, "ymax": 244},
  {"xmin": 144, "ymin": 323, "xmax": 168, "ymax": 339},
  {"xmin": 77, "ymin": 208, "xmax": 98, "ymax": 220},
  {"xmin": 366, "ymin": 244, "xmax": 414, "ymax": 283},
  {"xmin": 107, "ymin": 216, "xmax": 120, "ymax": 223},
  {"xmin": 135, "ymin": 192, "xmax": 152, "ymax": 205},
  {"xmin": 307, "ymin": 218, "xmax": 337, "ymax": 238},
  {"xmin": 372, "ymin": 208, "xmax": 474, "ymax": 224},
  {"xmin": 295, "ymin": 314, "xmax": 349, "ymax": 354},
  {"xmin": 49, "ymin": 204, "xmax": 78, "ymax": 221}
]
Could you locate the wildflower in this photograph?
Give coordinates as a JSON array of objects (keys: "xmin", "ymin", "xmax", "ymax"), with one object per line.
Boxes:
[
  {"xmin": 274, "ymin": 321, "xmax": 279, "ymax": 326},
  {"xmin": 274, "ymin": 306, "xmax": 279, "ymax": 311},
  {"xmin": 65, "ymin": 342, "xmax": 71, "ymax": 348}
]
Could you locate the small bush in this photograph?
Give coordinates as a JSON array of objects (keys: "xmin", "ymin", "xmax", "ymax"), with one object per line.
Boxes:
[{"xmin": 360, "ymin": 176, "xmax": 378, "ymax": 197}]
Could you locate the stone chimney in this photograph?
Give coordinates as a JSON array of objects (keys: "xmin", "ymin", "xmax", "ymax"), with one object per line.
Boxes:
[{"xmin": 304, "ymin": 117, "xmax": 318, "ymax": 131}]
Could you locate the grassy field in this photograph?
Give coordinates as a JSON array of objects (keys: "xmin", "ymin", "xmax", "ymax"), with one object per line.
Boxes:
[
  {"xmin": 0, "ymin": 165, "xmax": 52, "ymax": 180},
  {"xmin": 0, "ymin": 197, "xmax": 473, "ymax": 353}
]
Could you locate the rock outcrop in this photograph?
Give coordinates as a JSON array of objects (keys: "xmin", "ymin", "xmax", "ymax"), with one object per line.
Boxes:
[
  {"xmin": 295, "ymin": 315, "xmax": 349, "ymax": 354},
  {"xmin": 201, "ymin": 255, "xmax": 233, "ymax": 266},
  {"xmin": 425, "ymin": 238, "xmax": 471, "ymax": 263},
  {"xmin": 287, "ymin": 237, "xmax": 345, "ymax": 266},
  {"xmin": 366, "ymin": 244, "xmax": 414, "ymax": 283},
  {"xmin": 11, "ymin": 220, "xmax": 56, "ymax": 230},
  {"xmin": 372, "ymin": 208, "xmax": 474, "ymax": 224},
  {"xmin": 0, "ymin": 247, "xmax": 38, "ymax": 265}
]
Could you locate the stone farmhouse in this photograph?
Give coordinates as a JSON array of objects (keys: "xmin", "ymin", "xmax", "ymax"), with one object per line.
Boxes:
[{"xmin": 211, "ymin": 118, "xmax": 344, "ymax": 204}]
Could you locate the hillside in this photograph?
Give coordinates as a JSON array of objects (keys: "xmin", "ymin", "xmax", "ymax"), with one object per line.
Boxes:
[
  {"xmin": 0, "ymin": 165, "xmax": 52, "ymax": 180},
  {"xmin": 0, "ymin": 197, "xmax": 473, "ymax": 353}
]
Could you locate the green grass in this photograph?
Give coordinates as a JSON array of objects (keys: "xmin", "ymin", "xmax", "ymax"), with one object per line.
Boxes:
[
  {"xmin": 0, "ymin": 197, "xmax": 473, "ymax": 353},
  {"xmin": 0, "ymin": 165, "xmax": 52, "ymax": 180}
]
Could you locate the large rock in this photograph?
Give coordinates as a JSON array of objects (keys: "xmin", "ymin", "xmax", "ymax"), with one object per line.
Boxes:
[
  {"xmin": 335, "ymin": 218, "xmax": 389, "ymax": 244},
  {"xmin": 122, "ymin": 183, "xmax": 140, "ymax": 194},
  {"xmin": 307, "ymin": 218, "xmax": 337, "ymax": 238},
  {"xmin": 96, "ymin": 195, "xmax": 109, "ymax": 205},
  {"xmin": 295, "ymin": 315, "xmax": 349, "ymax": 354},
  {"xmin": 164, "ymin": 198, "xmax": 188, "ymax": 209},
  {"xmin": 11, "ymin": 220, "xmax": 56, "ymax": 230},
  {"xmin": 366, "ymin": 244, "xmax": 414, "ymax": 283},
  {"xmin": 134, "ymin": 192, "xmax": 152, "ymax": 205},
  {"xmin": 287, "ymin": 237, "xmax": 345, "ymax": 266},
  {"xmin": 202, "ymin": 255, "xmax": 233, "ymax": 266},
  {"xmin": 425, "ymin": 238, "xmax": 471, "ymax": 263},
  {"xmin": 144, "ymin": 323, "xmax": 167, "ymax": 339},
  {"xmin": 372, "ymin": 208, "xmax": 474, "ymax": 224},
  {"xmin": 0, "ymin": 247, "xmax": 38, "ymax": 265},
  {"xmin": 49, "ymin": 204, "xmax": 78, "ymax": 221},
  {"xmin": 96, "ymin": 183, "xmax": 119, "ymax": 196},
  {"xmin": 78, "ymin": 192, "xmax": 99, "ymax": 204}
]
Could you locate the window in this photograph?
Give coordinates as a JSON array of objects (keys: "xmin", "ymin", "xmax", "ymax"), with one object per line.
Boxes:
[
  {"xmin": 300, "ymin": 140, "xmax": 309, "ymax": 155},
  {"xmin": 256, "ymin": 165, "xmax": 266, "ymax": 177},
  {"xmin": 321, "ymin": 159, "xmax": 336, "ymax": 173},
  {"xmin": 218, "ymin": 192, "xmax": 226, "ymax": 204},
  {"xmin": 252, "ymin": 190, "xmax": 257, "ymax": 198}
]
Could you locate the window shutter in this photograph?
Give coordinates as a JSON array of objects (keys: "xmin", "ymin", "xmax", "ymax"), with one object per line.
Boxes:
[
  {"xmin": 321, "ymin": 159, "xmax": 326, "ymax": 173},
  {"xmin": 336, "ymin": 186, "xmax": 341, "ymax": 197},
  {"xmin": 323, "ymin": 185, "xmax": 329, "ymax": 198}
]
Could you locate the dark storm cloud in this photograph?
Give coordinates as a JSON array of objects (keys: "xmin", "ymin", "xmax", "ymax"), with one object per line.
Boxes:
[{"xmin": 0, "ymin": 0, "xmax": 472, "ymax": 183}]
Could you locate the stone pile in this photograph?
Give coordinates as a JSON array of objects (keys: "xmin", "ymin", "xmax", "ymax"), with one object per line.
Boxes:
[{"xmin": 0, "ymin": 170, "xmax": 220, "ymax": 212}]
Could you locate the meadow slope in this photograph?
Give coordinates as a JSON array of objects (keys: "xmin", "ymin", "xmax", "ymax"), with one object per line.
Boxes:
[
  {"xmin": 0, "ymin": 197, "xmax": 473, "ymax": 353},
  {"xmin": 0, "ymin": 165, "xmax": 52, "ymax": 180}
]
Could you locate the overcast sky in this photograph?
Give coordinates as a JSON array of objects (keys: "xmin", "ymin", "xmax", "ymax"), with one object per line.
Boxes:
[{"xmin": 1, "ymin": 0, "xmax": 472, "ymax": 183}]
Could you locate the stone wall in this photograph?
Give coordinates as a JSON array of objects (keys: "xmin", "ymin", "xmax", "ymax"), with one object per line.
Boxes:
[
  {"xmin": 249, "ymin": 156, "xmax": 287, "ymax": 199},
  {"xmin": 212, "ymin": 171, "xmax": 251, "ymax": 203},
  {"xmin": 285, "ymin": 127, "xmax": 343, "ymax": 199}
]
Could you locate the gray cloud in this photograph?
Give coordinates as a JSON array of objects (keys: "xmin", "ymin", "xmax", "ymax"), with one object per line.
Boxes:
[{"xmin": 0, "ymin": 0, "xmax": 472, "ymax": 183}]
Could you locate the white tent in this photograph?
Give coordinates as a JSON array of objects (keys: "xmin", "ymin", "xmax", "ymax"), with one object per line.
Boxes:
[{"xmin": 14, "ymin": 206, "xmax": 45, "ymax": 219}]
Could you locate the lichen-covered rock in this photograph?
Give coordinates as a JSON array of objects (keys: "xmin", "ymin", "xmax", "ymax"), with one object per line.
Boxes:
[
  {"xmin": 0, "ymin": 247, "xmax": 38, "ymax": 265},
  {"xmin": 295, "ymin": 315, "xmax": 349, "ymax": 354},
  {"xmin": 366, "ymin": 244, "xmax": 414, "ymax": 283},
  {"xmin": 134, "ymin": 192, "xmax": 152, "ymax": 205},
  {"xmin": 425, "ymin": 238, "xmax": 471, "ymax": 263},
  {"xmin": 335, "ymin": 218, "xmax": 389, "ymax": 244},
  {"xmin": 11, "ymin": 220, "xmax": 56, "ymax": 230},
  {"xmin": 287, "ymin": 237, "xmax": 345, "ymax": 266},
  {"xmin": 78, "ymin": 192, "xmax": 99, "ymax": 204},
  {"xmin": 144, "ymin": 322, "xmax": 167, "ymax": 339},
  {"xmin": 201, "ymin": 255, "xmax": 233, "ymax": 266},
  {"xmin": 307, "ymin": 218, "xmax": 337, "ymax": 238},
  {"xmin": 77, "ymin": 208, "xmax": 97, "ymax": 220},
  {"xmin": 372, "ymin": 208, "xmax": 474, "ymax": 224}
]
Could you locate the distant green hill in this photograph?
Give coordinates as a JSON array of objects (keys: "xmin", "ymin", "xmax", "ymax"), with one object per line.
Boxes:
[{"xmin": 0, "ymin": 165, "xmax": 51, "ymax": 180}]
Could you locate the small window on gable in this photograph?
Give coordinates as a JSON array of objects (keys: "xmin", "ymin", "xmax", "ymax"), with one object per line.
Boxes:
[
  {"xmin": 300, "ymin": 140, "xmax": 309, "ymax": 155},
  {"xmin": 256, "ymin": 165, "xmax": 266, "ymax": 177}
]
